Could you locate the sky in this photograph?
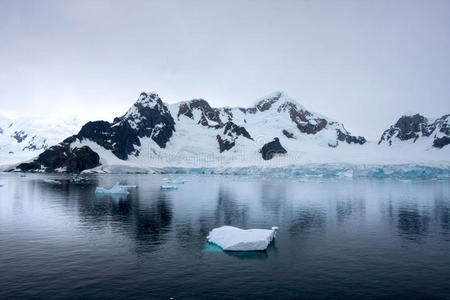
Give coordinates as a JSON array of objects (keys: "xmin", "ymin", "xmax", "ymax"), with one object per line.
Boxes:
[{"xmin": 1, "ymin": 0, "xmax": 449, "ymax": 140}]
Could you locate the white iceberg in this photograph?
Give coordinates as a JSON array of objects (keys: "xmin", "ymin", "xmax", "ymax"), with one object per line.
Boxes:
[
  {"xmin": 166, "ymin": 180, "xmax": 185, "ymax": 184},
  {"xmin": 160, "ymin": 185, "xmax": 177, "ymax": 190},
  {"xmin": 120, "ymin": 185, "xmax": 137, "ymax": 189},
  {"xmin": 207, "ymin": 226, "xmax": 278, "ymax": 251},
  {"xmin": 43, "ymin": 179, "xmax": 61, "ymax": 184},
  {"xmin": 95, "ymin": 182, "xmax": 129, "ymax": 195}
]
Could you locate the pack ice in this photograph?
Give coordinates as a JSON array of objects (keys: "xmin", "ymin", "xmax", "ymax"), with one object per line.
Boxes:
[
  {"xmin": 207, "ymin": 226, "xmax": 278, "ymax": 251},
  {"xmin": 95, "ymin": 182, "xmax": 130, "ymax": 194}
]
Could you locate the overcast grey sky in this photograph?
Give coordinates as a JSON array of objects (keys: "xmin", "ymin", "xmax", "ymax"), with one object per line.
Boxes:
[{"xmin": 1, "ymin": 0, "xmax": 449, "ymax": 140}]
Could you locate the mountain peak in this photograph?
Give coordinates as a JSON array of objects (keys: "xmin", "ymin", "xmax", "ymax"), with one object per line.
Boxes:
[
  {"xmin": 136, "ymin": 92, "xmax": 160, "ymax": 106},
  {"xmin": 253, "ymin": 91, "xmax": 306, "ymax": 112}
]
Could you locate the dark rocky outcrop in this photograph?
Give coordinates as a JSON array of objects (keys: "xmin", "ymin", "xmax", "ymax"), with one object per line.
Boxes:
[
  {"xmin": 22, "ymin": 136, "xmax": 47, "ymax": 151},
  {"xmin": 433, "ymin": 136, "xmax": 450, "ymax": 148},
  {"xmin": 177, "ymin": 99, "xmax": 252, "ymax": 152},
  {"xmin": 16, "ymin": 145, "xmax": 99, "ymax": 173},
  {"xmin": 216, "ymin": 136, "xmax": 235, "ymax": 153},
  {"xmin": 260, "ymin": 137, "xmax": 287, "ymax": 160},
  {"xmin": 76, "ymin": 120, "xmax": 140, "ymax": 160},
  {"xmin": 178, "ymin": 99, "xmax": 223, "ymax": 128},
  {"xmin": 12, "ymin": 130, "xmax": 28, "ymax": 143},
  {"xmin": 117, "ymin": 92, "xmax": 175, "ymax": 148},
  {"xmin": 282, "ymin": 130, "xmax": 295, "ymax": 139},
  {"xmin": 379, "ymin": 114, "xmax": 449, "ymax": 148},
  {"xmin": 336, "ymin": 129, "xmax": 366, "ymax": 145},
  {"xmin": 216, "ymin": 121, "xmax": 253, "ymax": 152},
  {"xmin": 279, "ymin": 102, "xmax": 328, "ymax": 135},
  {"xmin": 379, "ymin": 114, "xmax": 429, "ymax": 144},
  {"xmin": 223, "ymin": 122, "xmax": 252, "ymax": 140}
]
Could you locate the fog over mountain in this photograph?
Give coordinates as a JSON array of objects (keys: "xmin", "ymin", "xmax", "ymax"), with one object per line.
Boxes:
[{"xmin": 1, "ymin": 0, "xmax": 449, "ymax": 140}]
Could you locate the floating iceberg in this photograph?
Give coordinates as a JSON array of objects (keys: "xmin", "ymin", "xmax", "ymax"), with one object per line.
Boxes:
[
  {"xmin": 43, "ymin": 179, "xmax": 61, "ymax": 184},
  {"xmin": 207, "ymin": 226, "xmax": 278, "ymax": 251},
  {"xmin": 160, "ymin": 185, "xmax": 177, "ymax": 190},
  {"xmin": 70, "ymin": 175, "xmax": 87, "ymax": 183},
  {"xmin": 166, "ymin": 180, "xmax": 185, "ymax": 184},
  {"xmin": 95, "ymin": 182, "xmax": 129, "ymax": 195},
  {"xmin": 120, "ymin": 185, "xmax": 137, "ymax": 189}
]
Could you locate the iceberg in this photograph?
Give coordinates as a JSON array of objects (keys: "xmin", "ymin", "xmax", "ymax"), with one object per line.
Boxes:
[
  {"xmin": 207, "ymin": 226, "xmax": 278, "ymax": 251},
  {"xmin": 120, "ymin": 185, "xmax": 137, "ymax": 189},
  {"xmin": 166, "ymin": 180, "xmax": 185, "ymax": 184},
  {"xmin": 43, "ymin": 179, "xmax": 61, "ymax": 184},
  {"xmin": 95, "ymin": 182, "xmax": 129, "ymax": 195},
  {"xmin": 160, "ymin": 185, "xmax": 177, "ymax": 190}
]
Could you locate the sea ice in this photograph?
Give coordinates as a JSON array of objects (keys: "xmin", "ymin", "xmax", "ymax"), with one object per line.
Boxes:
[
  {"xmin": 207, "ymin": 226, "xmax": 278, "ymax": 251},
  {"xmin": 95, "ymin": 182, "xmax": 129, "ymax": 194},
  {"xmin": 160, "ymin": 185, "xmax": 178, "ymax": 190}
]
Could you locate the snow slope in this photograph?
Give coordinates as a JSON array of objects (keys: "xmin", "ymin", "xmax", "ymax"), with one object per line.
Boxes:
[{"xmin": 0, "ymin": 115, "xmax": 82, "ymax": 165}]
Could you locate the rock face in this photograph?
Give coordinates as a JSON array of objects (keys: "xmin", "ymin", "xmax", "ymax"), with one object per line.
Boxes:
[
  {"xmin": 379, "ymin": 114, "xmax": 449, "ymax": 148},
  {"xmin": 216, "ymin": 122, "xmax": 253, "ymax": 152},
  {"xmin": 260, "ymin": 138, "xmax": 287, "ymax": 160},
  {"xmin": 16, "ymin": 145, "xmax": 99, "ymax": 173},
  {"xmin": 178, "ymin": 99, "xmax": 225, "ymax": 128}
]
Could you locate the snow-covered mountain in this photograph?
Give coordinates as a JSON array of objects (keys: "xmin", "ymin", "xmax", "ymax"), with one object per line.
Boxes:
[
  {"xmin": 9, "ymin": 91, "xmax": 450, "ymax": 173},
  {"xmin": 379, "ymin": 114, "xmax": 449, "ymax": 148},
  {"xmin": 0, "ymin": 115, "xmax": 82, "ymax": 164}
]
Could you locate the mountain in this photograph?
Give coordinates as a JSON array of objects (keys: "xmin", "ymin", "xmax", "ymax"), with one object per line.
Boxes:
[
  {"xmin": 379, "ymin": 114, "xmax": 450, "ymax": 148},
  {"xmin": 0, "ymin": 115, "xmax": 82, "ymax": 164},
  {"xmin": 13, "ymin": 91, "xmax": 369, "ymax": 173}
]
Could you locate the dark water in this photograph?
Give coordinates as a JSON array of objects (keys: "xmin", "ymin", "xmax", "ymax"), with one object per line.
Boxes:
[{"xmin": 0, "ymin": 174, "xmax": 449, "ymax": 299}]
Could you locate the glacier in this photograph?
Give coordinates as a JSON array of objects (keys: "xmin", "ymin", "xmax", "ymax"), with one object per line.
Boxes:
[{"xmin": 80, "ymin": 163, "xmax": 450, "ymax": 180}]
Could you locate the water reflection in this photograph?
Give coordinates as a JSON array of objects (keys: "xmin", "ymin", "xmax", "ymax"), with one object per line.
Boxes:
[
  {"xmin": 397, "ymin": 204, "xmax": 430, "ymax": 240},
  {"xmin": 433, "ymin": 194, "xmax": 450, "ymax": 237},
  {"xmin": 214, "ymin": 187, "xmax": 248, "ymax": 227},
  {"xmin": 287, "ymin": 206, "xmax": 326, "ymax": 236},
  {"xmin": 134, "ymin": 191, "xmax": 173, "ymax": 243},
  {"xmin": 336, "ymin": 196, "xmax": 365, "ymax": 223}
]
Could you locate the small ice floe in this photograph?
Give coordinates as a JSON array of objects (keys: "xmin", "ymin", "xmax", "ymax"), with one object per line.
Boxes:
[
  {"xmin": 43, "ymin": 179, "xmax": 61, "ymax": 185},
  {"xmin": 160, "ymin": 185, "xmax": 178, "ymax": 190},
  {"xmin": 120, "ymin": 185, "xmax": 137, "ymax": 189},
  {"xmin": 95, "ymin": 182, "xmax": 129, "ymax": 195},
  {"xmin": 207, "ymin": 226, "xmax": 278, "ymax": 251},
  {"xmin": 166, "ymin": 180, "xmax": 185, "ymax": 184},
  {"xmin": 70, "ymin": 175, "xmax": 87, "ymax": 183}
]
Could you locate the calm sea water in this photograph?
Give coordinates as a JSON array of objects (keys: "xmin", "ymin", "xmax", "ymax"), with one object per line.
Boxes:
[{"xmin": 0, "ymin": 173, "xmax": 449, "ymax": 299}]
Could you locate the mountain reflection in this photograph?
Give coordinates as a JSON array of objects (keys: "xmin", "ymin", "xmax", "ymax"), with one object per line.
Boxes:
[
  {"xmin": 397, "ymin": 204, "xmax": 430, "ymax": 240},
  {"xmin": 214, "ymin": 187, "xmax": 248, "ymax": 227},
  {"xmin": 434, "ymin": 195, "xmax": 450, "ymax": 237},
  {"xmin": 36, "ymin": 179, "xmax": 174, "ymax": 252},
  {"xmin": 287, "ymin": 206, "xmax": 326, "ymax": 236},
  {"xmin": 133, "ymin": 191, "xmax": 173, "ymax": 244},
  {"xmin": 336, "ymin": 196, "xmax": 365, "ymax": 223}
]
